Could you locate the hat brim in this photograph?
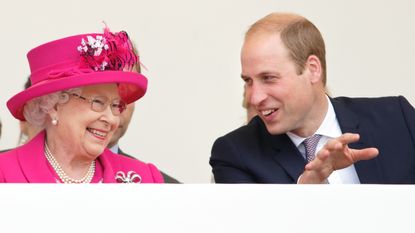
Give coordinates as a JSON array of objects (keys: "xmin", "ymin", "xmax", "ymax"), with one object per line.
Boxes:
[{"xmin": 7, "ymin": 71, "xmax": 147, "ymax": 121}]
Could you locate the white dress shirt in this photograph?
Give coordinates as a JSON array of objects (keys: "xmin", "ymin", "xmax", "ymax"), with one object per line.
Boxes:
[
  {"xmin": 109, "ymin": 144, "xmax": 119, "ymax": 154},
  {"xmin": 286, "ymin": 96, "xmax": 360, "ymax": 184}
]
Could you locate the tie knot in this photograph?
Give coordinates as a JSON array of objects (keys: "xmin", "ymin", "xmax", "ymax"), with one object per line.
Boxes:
[{"xmin": 303, "ymin": 134, "xmax": 322, "ymax": 163}]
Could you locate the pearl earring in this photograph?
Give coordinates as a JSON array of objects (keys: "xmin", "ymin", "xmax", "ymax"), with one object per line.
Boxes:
[{"xmin": 52, "ymin": 119, "xmax": 58, "ymax": 125}]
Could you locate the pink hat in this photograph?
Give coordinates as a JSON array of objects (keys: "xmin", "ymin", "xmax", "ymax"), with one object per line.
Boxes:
[{"xmin": 7, "ymin": 28, "xmax": 147, "ymax": 121}]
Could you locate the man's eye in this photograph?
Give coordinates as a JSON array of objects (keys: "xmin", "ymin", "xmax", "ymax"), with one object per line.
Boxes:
[{"xmin": 243, "ymin": 78, "xmax": 252, "ymax": 85}]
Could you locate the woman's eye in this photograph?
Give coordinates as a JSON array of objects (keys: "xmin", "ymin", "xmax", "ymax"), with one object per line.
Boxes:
[{"xmin": 92, "ymin": 98, "xmax": 105, "ymax": 106}]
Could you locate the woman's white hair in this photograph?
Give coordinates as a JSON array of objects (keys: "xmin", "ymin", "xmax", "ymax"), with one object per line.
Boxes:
[{"xmin": 23, "ymin": 88, "xmax": 81, "ymax": 127}]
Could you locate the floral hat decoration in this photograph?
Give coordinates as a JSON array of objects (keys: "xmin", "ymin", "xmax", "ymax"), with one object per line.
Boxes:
[{"xmin": 7, "ymin": 26, "xmax": 147, "ymax": 121}]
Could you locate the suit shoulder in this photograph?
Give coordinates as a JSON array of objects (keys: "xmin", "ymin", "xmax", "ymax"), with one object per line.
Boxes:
[
  {"xmin": 0, "ymin": 148, "xmax": 22, "ymax": 176},
  {"xmin": 217, "ymin": 116, "xmax": 265, "ymax": 141},
  {"xmin": 334, "ymin": 95, "xmax": 408, "ymax": 105},
  {"xmin": 0, "ymin": 148, "xmax": 19, "ymax": 162},
  {"xmin": 211, "ymin": 116, "xmax": 269, "ymax": 157},
  {"xmin": 333, "ymin": 96, "xmax": 412, "ymax": 112}
]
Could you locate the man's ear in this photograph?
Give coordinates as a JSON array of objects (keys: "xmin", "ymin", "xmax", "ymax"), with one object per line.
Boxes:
[{"xmin": 305, "ymin": 55, "xmax": 323, "ymax": 84}]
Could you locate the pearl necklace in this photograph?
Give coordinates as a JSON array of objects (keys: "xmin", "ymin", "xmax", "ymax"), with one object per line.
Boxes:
[{"xmin": 44, "ymin": 143, "xmax": 95, "ymax": 184}]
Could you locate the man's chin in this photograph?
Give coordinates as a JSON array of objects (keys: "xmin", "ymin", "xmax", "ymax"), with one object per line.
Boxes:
[{"xmin": 264, "ymin": 124, "xmax": 285, "ymax": 135}]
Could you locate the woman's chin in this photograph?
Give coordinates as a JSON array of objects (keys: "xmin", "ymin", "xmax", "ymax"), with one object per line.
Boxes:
[{"xmin": 85, "ymin": 145, "xmax": 106, "ymax": 158}]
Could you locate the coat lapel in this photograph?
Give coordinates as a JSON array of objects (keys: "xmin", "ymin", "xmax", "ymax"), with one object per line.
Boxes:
[
  {"xmin": 17, "ymin": 131, "xmax": 57, "ymax": 183},
  {"xmin": 16, "ymin": 132, "xmax": 122, "ymax": 183},
  {"xmin": 268, "ymin": 134, "xmax": 307, "ymax": 182},
  {"xmin": 257, "ymin": 118, "xmax": 306, "ymax": 182},
  {"xmin": 331, "ymin": 98, "xmax": 383, "ymax": 183},
  {"xmin": 98, "ymin": 149, "xmax": 118, "ymax": 183}
]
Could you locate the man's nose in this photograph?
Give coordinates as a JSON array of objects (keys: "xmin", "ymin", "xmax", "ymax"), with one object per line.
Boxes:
[{"xmin": 248, "ymin": 83, "xmax": 267, "ymax": 106}]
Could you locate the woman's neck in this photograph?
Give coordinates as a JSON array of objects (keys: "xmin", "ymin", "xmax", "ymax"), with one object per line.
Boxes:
[{"xmin": 45, "ymin": 132, "xmax": 95, "ymax": 180}]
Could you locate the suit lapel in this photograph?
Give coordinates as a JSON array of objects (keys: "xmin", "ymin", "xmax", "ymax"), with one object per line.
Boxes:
[
  {"xmin": 258, "ymin": 119, "xmax": 306, "ymax": 182},
  {"xmin": 269, "ymin": 135, "xmax": 307, "ymax": 182},
  {"xmin": 331, "ymin": 98, "xmax": 383, "ymax": 183},
  {"xmin": 17, "ymin": 131, "xmax": 56, "ymax": 183}
]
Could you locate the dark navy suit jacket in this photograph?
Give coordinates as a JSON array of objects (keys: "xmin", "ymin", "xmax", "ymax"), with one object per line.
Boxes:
[{"xmin": 210, "ymin": 96, "xmax": 415, "ymax": 184}]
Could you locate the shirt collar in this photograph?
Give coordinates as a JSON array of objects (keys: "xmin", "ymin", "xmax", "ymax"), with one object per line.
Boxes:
[
  {"xmin": 109, "ymin": 144, "xmax": 119, "ymax": 154},
  {"xmin": 287, "ymin": 96, "xmax": 338, "ymax": 147}
]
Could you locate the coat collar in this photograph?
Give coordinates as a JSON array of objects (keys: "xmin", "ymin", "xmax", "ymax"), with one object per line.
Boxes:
[
  {"xmin": 267, "ymin": 132, "xmax": 307, "ymax": 182},
  {"xmin": 99, "ymin": 149, "xmax": 118, "ymax": 183},
  {"xmin": 16, "ymin": 130, "xmax": 120, "ymax": 183},
  {"xmin": 17, "ymin": 131, "xmax": 56, "ymax": 183},
  {"xmin": 256, "ymin": 118, "xmax": 306, "ymax": 182}
]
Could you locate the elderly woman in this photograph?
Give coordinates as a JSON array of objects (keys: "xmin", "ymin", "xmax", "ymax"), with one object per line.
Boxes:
[{"xmin": 0, "ymin": 27, "xmax": 163, "ymax": 183}]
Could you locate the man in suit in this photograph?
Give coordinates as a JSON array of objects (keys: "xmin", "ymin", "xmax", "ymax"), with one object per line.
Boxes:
[
  {"xmin": 108, "ymin": 102, "xmax": 180, "ymax": 183},
  {"xmin": 210, "ymin": 12, "xmax": 415, "ymax": 184}
]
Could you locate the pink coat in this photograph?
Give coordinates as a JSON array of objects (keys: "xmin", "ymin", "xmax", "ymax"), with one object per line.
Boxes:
[{"xmin": 0, "ymin": 131, "xmax": 164, "ymax": 183}]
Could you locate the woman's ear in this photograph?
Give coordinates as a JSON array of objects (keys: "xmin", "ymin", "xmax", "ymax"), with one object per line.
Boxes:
[
  {"xmin": 305, "ymin": 55, "xmax": 322, "ymax": 84},
  {"xmin": 47, "ymin": 108, "xmax": 59, "ymax": 126}
]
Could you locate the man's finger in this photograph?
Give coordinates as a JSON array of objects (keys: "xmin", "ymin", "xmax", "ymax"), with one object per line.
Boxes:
[
  {"xmin": 324, "ymin": 133, "xmax": 360, "ymax": 151},
  {"xmin": 336, "ymin": 133, "xmax": 360, "ymax": 145},
  {"xmin": 351, "ymin": 148, "xmax": 379, "ymax": 161}
]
